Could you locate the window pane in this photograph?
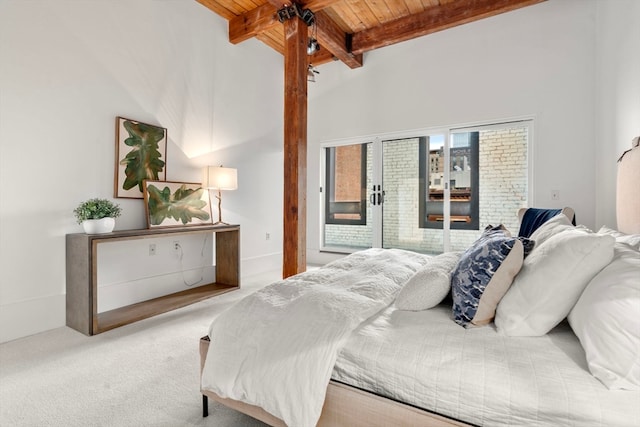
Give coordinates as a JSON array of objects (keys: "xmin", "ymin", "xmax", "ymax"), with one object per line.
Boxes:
[
  {"xmin": 421, "ymin": 133, "xmax": 479, "ymax": 231},
  {"xmin": 325, "ymin": 145, "xmax": 367, "ymax": 225},
  {"xmin": 323, "ymin": 143, "xmax": 371, "ymax": 250},
  {"xmin": 449, "ymin": 132, "xmax": 479, "ymax": 229},
  {"xmin": 428, "ymin": 135, "xmax": 445, "ymax": 221},
  {"xmin": 382, "ymin": 136, "xmax": 444, "ymax": 255},
  {"xmin": 448, "ymin": 126, "xmax": 529, "ymax": 251},
  {"xmin": 334, "ymin": 145, "xmax": 362, "ymax": 204}
]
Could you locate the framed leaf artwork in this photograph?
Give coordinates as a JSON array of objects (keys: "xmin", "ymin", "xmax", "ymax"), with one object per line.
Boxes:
[
  {"xmin": 114, "ymin": 117, "xmax": 167, "ymax": 199},
  {"xmin": 143, "ymin": 181, "xmax": 213, "ymax": 228}
]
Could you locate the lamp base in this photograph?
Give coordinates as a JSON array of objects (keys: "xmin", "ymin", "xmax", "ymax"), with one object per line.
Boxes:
[{"xmin": 212, "ymin": 190, "xmax": 230, "ymax": 226}]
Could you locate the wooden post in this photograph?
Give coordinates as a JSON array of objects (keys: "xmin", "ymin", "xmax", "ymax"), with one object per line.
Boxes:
[{"xmin": 282, "ymin": 15, "xmax": 307, "ymax": 278}]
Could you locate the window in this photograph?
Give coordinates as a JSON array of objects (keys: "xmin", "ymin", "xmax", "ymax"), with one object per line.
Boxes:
[
  {"xmin": 325, "ymin": 144, "xmax": 367, "ymax": 225},
  {"xmin": 320, "ymin": 120, "xmax": 531, "ymax": 254},
  {"xmin": 419, "ymin": 133, "xmax": 480, "ymax": 230}
]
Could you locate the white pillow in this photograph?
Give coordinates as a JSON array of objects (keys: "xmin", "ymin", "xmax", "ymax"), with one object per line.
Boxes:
[
  {"xmin": 528, "ymin": 212, "xmax": 574, "ymax": 246},
  {"xmin": 395, "ymin": 251, "xmax": 461, "ymax": 311},
  {"xmin": 495, "ymin": 229, "xmax": 615, "ymax": 336},
  {"xmin": 597, "ymin": 225, "xmax": 640, "ymax": 250},
  {"xmin": 568, "ymin": 243, "xmax": 640, "ymax": 390}
]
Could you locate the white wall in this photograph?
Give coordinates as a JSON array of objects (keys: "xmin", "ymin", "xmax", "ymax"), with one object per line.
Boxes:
[
  {"xmin": 0, "ymin": 0, "xmax": 284, "ymax": 343},
  {"xmin": 306, "ymin": 0, "xmax": 631, "ymax": 263},
  {"xmin": 594, "ymin": 0, "xmax": 640, "ymax": 229}
]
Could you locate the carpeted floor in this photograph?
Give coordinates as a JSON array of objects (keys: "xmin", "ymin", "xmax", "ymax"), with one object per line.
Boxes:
[{"xmin": 0, "ymin": 271, "xmax": 281, "ymax": 427}]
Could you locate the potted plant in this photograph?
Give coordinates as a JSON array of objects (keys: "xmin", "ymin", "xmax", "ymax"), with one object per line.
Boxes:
[{"xmin": 73, "ymin": 198, "xmax": 122, "ymax": 234}]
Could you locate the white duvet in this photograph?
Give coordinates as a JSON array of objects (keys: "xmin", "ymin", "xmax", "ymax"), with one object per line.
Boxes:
[
  {"xmin": 201, "ymin": 248, "xmax": 429, "ymax": 427},
  {"xmin": 333, "ymin": 305, "xmax": 640, "ymax": 427}
]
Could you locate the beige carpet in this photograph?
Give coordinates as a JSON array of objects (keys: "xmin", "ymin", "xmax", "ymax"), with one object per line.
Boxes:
[{"xmin": 0, "ymin": 271, "xmax": 281, "ymax": 427}]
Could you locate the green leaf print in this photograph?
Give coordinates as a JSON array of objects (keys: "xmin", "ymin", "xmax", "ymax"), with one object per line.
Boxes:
[
  {"xmin": 120, "ymin": 120, "xmax": 166, "ymax": 192},
  {"xmin": 147, "ymin": 184, "xmax": 210, "ymax": 225}
]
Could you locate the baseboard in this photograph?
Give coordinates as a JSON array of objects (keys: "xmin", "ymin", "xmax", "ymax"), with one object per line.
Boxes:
[
  {"xmin": 241, "ymin": 252, "xmax": 282, "ymax": 278},
  {"xmin": 306, "ymin": 249, "xmax": 345, "ymax": 266},
  {"xmin": 0, "ymin": 294, "xmax": 66, "ymax": 343}
]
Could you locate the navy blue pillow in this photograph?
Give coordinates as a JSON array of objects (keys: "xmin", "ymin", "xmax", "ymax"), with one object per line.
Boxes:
[
  {"xmin": 518, "ymin": 208, "xmax": 576, "ymax": 238},
  {"xmin": 451, "ymin": 225, "xmax": 534, "ymax": 328}
]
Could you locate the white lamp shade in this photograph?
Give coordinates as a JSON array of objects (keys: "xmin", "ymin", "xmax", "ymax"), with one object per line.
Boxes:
[{"xmin": 202, "ymin": 166, "xmax": 238, "ymax": 190}]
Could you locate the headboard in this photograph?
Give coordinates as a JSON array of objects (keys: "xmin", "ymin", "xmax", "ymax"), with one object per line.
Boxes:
[{"xmin": 617, "ymin": 136, "xmax": 640, "ymax": 234}]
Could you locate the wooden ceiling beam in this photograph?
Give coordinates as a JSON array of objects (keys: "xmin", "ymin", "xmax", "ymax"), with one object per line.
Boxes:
[
  {"xmin": 229, "ymin": 3, "xmax": 280, "ymax": 44},
  {"xmin": 351, "ymin": 0, "xmax": 546, "ymax": 55},
  {"xmin": 308, "ymin": 46, "xmax": 337, "ymax": 66},
  {"xmin": 229, "ymin": 0, "xmax": 344, "ymax": 45},
  {"xmin": 315, "ymin": 11, "xmax": 363, "ymax": 69},
  {"xmin": 228, "ymin": 0, "xmax": 358, "ymax": 67}
]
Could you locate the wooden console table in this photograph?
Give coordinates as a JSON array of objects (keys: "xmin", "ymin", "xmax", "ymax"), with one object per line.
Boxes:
[{"xmin": 66, "ymin": 224, "xmax": 240, "ymax": 335}]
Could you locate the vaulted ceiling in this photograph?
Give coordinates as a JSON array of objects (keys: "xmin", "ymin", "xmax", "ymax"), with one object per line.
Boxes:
[
  {"xmin": 196, "ymin": 0, "xmax": 546, "ymax": 278},
  {"xmin": 196, "ymin": 0, "xmax": 546, "ymax": 70}
]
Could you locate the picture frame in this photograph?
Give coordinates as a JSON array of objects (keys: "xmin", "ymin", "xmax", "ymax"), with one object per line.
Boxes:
[
  {"xmin": 114, "ymin": 116, "xmax": 167, "ymax": 199},
  {"xmin": 143, "ymin": 180, "xmax": 213, "ymax": 229}
]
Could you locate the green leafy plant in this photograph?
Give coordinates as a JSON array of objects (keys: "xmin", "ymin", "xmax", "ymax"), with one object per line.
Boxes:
[
  {"xmin": 119, "ymin": 120, "xmax": 166, "ymax": 192},
  {"xmin": 73, "ymin": 198, "xmax": 122, "ymax": 224},
  {"xmin": 146, "ymin": 184, "xmax": 210, "ymax": 225}
]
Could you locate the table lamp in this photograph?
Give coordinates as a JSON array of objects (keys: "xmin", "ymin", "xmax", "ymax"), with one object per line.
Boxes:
[{"xmin": 202, "ymin": 166, "xmax": 237, "ymax": 225}]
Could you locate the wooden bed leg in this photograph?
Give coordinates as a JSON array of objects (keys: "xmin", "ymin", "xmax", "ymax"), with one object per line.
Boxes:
[{"xmin": 202, "ymin": 394, "xmax": 209, "ymax": 417}]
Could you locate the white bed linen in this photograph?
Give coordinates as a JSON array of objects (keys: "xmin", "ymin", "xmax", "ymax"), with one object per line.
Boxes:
[
  {"xmin": 332, "ymin": 305, "xmax": 640, "ymax": 427},
  {"xmin": 201, "ymin": 248, "xmax": 429, "ymax": 427}
]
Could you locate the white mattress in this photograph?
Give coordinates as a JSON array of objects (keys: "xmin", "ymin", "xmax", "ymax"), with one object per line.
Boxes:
[{"xmin": 332, "ymin": 305, "xmax": 640, "ymax": 427}]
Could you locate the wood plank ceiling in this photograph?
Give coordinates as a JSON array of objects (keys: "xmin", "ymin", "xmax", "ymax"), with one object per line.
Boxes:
[
  {"xmin": 197, "ymin": 0, "xmax": 546, "ymax": 70},
  {"xmin": 196, "ymin": 0, "xmax": 545, "ymax": 278}
]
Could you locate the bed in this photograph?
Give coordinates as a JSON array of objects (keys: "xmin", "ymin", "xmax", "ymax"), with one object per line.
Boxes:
[{"xmin": 199, "ymin": 138, "xmax": 640, "ymax": 427}]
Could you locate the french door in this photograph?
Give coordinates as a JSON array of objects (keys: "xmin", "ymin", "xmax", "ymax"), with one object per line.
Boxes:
[{"xmin": 321, "ymin": 121, "xmax": 531, "ymax": 254}]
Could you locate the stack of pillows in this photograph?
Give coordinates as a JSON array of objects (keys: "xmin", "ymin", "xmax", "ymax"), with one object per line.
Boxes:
[{"xmin": 394, "ymin": 211, "xmax": 640, "ymax": 391}]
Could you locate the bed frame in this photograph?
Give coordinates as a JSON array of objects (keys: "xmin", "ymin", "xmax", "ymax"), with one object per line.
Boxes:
[{"xmin": 199, "ymin": 336, "xmax": 471, "ymax": 427}]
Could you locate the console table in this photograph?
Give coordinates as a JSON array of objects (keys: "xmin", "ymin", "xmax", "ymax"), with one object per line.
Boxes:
[{"xmin": 66, "ymin": 224, "xmax": 240, "ymax": 335}]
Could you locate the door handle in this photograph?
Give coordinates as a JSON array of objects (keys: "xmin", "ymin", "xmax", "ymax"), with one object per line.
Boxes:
[{"xmin": 370, "ymin": 186, "xmax": 384, "ymax": 206}]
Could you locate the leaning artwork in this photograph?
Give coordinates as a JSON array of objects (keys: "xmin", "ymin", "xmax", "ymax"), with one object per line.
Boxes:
[
  {"xmin": 143, "ymin": 180, "xmax": 213, "ymax": 229},
  {"xmin": 114, "ymin": 116, "xmax": 167, "ymax": 199}
]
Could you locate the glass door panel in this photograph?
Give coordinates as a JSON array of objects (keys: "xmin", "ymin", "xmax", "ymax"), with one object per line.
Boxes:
[
  {"xmin": 321, "ymin": 120, "xmax": 530, "ymax": 255},
  {"xmin": 382, "ymin": 137, "xmax": 444, "ymax": 255},
  {"xmin": 447, "ymin": 124, "xmax": 530, "ymax": 251},
  {"xmin": 323, "ymin": 142, "xmax": 373, "ymax": 250}
]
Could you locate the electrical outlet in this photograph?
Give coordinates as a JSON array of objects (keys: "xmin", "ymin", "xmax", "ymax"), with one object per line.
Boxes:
[
  {"xmin": 173, "ymin": 241, "xmax": 180, "ymax": 254},
  {"xmin": 149, "ymin": 244, "xmax": 156, "ymax": 256},
  {"xmin": 551, "ymin": 190, "xmax": 560, "ymax": 201},
  {"xmin": 265, "ymin": 233, "xmax": 270, "ymax": 240}
]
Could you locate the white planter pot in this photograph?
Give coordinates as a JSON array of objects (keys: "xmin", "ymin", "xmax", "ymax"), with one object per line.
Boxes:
[{"xmin": 82, "ymin": 217, "xmax": 115, "ymax": 234}]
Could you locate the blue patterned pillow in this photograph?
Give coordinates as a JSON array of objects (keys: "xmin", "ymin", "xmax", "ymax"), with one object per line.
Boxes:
[{"xmin": 451, "ymin": 225, "xmax": 534, "ymax": 328}]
